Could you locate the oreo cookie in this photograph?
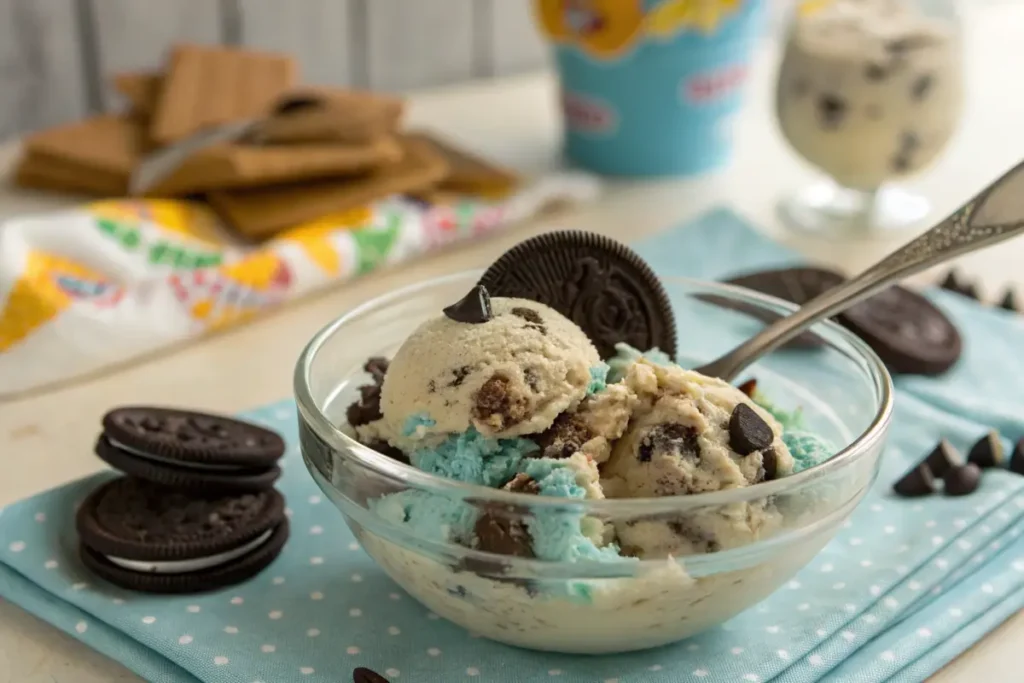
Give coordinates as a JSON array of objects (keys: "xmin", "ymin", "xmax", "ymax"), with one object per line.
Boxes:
[
  {"xmin": 76, "ymin": 477, "xmax": 288, "ymax": 593},
  {"xmin": 720, "ymin": 267, "xmax": 962, "ymax": 376},
  {"xmin": 96, "ymin": 406, "xmax": 284, "ymax": 493},
  {"xmin": 478, "ymin": 231, "xmax": 677, "ymax": 359}
]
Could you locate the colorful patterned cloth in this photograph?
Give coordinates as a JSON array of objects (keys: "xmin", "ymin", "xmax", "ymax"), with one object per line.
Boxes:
[{"xmin": 0, "ymin": 174, "xmax": 599, "ymax": 397}]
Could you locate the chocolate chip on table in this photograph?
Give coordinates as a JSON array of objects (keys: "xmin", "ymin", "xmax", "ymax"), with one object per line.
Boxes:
[
  {"xmin": 967, "ymin": 430, "xmax": 1005, "ymax": 469},
  {"xmin": 910, "ymin": 74, "xmax": 934, "ymax": 101},
  {"xmin": 944, "ymin": 463, "xmax": 981, "ymax": 497},
  {"xmin": 1011, "ymin": 439, "xmax": 1024, "ymax": 476},
  {"xmin": 472, "ymin": 375, "xmax": 528, "ymax": 430},
  {"xmin": 443, "ymin": 284, "xmax": 493, "ymax": 324},
  {"xmin": 893, "ymin": 462, "xmax": 936, "ymax": 497},
  {"xmin": 639, "ymin": 423, "xmax": 699, "ymax": 462},
  {"xmin": 534, "ymin": 412, "xmax": 592, "ymax": 459},
  {"xmin": 924, "ymin": 439, "xmax": 962, "ymax": 479},
  {"xmin": 817, "ymin": 93, "xmax": 848, "ymax": 128},
  {"xmin": 729, "ymin": 404, "xmax": 774, "ymax": 456},
  {"xmin": 353, "ymin": 667, "xmax": 391, "ymax": 683},
  {"xmin": 736, "ymin": 378, "xmax": 757, "ymax": 398},
  {"xmin": 998, "ymin": 287, "xmax": 1020, "ymax": 314}
]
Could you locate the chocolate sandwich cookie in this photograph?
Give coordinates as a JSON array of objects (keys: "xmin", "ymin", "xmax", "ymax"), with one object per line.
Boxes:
[
  {"xmin": 77, "ymin": 477, "xmax": 288, "ymax": 593},
  {"xmin": 720, "ymin": 266, "xmax": 962, "ymax": 375},
  {"xmin": 96, "ymin": 406, "xmax": 284, "ymax": 493},
  {"xmin": 478, "ymin": 231, "xmax": 677, "ymax": 360}
]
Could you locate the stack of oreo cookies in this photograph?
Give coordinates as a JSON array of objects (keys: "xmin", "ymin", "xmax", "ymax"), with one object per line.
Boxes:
[{"xmin": 77, "ymin": 406, "xmax": 290, "ymax": 593}]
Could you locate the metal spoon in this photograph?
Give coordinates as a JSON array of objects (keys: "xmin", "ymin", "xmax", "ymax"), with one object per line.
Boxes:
[{"xmin": 695, "ymin": 159, "xmax": 1024, "ymax": 382}]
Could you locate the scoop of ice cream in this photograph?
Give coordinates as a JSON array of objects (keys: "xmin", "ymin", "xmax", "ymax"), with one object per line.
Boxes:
[
  {"xmin": 602, "ymin": 360, "xmax": 794, "ymax": 498},
  {"xmin": 370, "ymin": 296, "xmax": 601, "ymax": 449}
]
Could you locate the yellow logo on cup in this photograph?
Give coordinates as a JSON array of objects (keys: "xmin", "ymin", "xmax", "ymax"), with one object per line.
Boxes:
[
  {"xmin": 647, "ymin": 0, "xmax": 744, "ymax": 37},
  {"xmin": 534, "ymin": 0, "xmax": 646, "ymax": 58}
]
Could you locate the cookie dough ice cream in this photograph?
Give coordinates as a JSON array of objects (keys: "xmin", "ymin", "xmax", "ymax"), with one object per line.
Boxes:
[{"xmin": 776, "ymin": 0, "xmax": 962, "ymax": 189}]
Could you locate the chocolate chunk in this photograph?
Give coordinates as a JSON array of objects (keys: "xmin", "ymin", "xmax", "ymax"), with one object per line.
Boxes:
[
  {"xmin": 472, "ymin": 375, "xmax": 528, "ymax": 430},
  {"xmin": 478, "ymin": 230, "xmax": 677, "ymax": 359},
  {"xmin": 762, "ymin": 447, "xmax": 778, "ymax": 481},
  {"xmin": 510, "ymin": 306, "xmax": 546, "ymax": 335},
  {"xmin": 639, "ymin": 423, "xmax": 699, "ymax": 462},
  {"xmin": 967, "ymin": 431, "xmax": 1004, "ymax": 469},
  {"xmin": 729, "ymin": 404, "xmax": 773, "ymax": 456},
  {"xmin": 474, "ymin": 509, "xmax": 534, "ymax": 558},
  {"xmin": 1011, "ymin": 439, "xmax": 1024, "ymax": 476},
  {"xmin": 503, "ymin": 473, "xmax": 541, "ymax": 494},
  {"xmin": 998, "ymin": 288, "xmax": 1020, "ymax": 313},
  {"xmin": 443, "ymin": 285, "xmax": 493, "ymax": 324},
  {"xmin": 365, "ymin": 357, "xmax": 389, "ymax": 382},
  {"xmin": 353, "ymin": 667, "xmax": 391, "ymax": 683},
  {"xmin": 893, "ymin": 463, "xmax": 936, "ymax": 497},
  {"xmin": 533, "ymin": 412, "xmax": 592, "ymax": 459},
  {"xmin": 364, "ymin": 440, "xmax": 410, "ymax": 465},
  {"xmin": 346, "ymin": 384, "xmax": 383, "ymax": 427},
  {"xmin": 736, "ymin": 378, "xmax": 757, "ymax": 397},
  {"xmin": 817, "ymin": 94, "xmax": 847, "ymax": 127},
  {"xmin": 943, "ymin": 463, "xmax": 981, "ymax": 497},
  {"xmin": 910, "ymin": 74, "xmax": 934, "ymax": 101},
  {"xmin": 668, "ymin": 517, "xmax": 720, "ymax": 553},
  {"xmin": 924, "ymin": 439, "xmax": 962, "ymax": 478}
]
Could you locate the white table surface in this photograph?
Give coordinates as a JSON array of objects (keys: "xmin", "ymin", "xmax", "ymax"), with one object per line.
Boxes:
[{"xmin": 1, "ymin": 4, "xmax": 1023, "ymax": 681}]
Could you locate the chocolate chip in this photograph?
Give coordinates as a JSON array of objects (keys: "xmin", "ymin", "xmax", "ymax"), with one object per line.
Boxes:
[
  {"xmin": 443, "ymin": 285, "xmax": 493, "ymax": 324},
  {"xmin": 736, "ymin": 378, "xmax": 757, "ymax": 397},
  {"xmin": 943, "ymin": 463, "xmax": 981, "ymax": 497},
  {"xmin": 475, "ymin": 509, "xmax": 534, "ymax": 558},
  {"xmin": 503, "ymin": 473, "xmax": 541, "ymax": 494},
  {"xmin": 668, "ymin": 518, "xmax": 720, "ymax": 553},
  {"xmin": 729, "ymin": 404, "xmax": 773, "ymax": 456},
  {"xmin": 346, "ymin": 384, "xmax": 383, "ymax": 427},
  {"xmin": 534, "ymin": 412, "xmax": 592, "ymax": 459},
  {"xmin": 967, "ymin": 430, "xmax": 1004, "ymax": 469},
  {"xmin": 893, "ymin": 463, "xmax": 936, "ymax": 497},
  {"xmin": 353, "ymin": 666, "xmax": 391, "ymax": 683},
  {"xmin": 910, "ymin": 74, "xmax": 934, "ymax": 101},
  {"xmin": 471, "ymin": 375, "xmax": 528, "ymax": 430},
  {"xmin": 510, "ymin": 307, "xmax": 546, "ymax": 334},
  {"xmin": 817, "ymin": 94, "xmax": 847, "ymax": 127},
  {"xmin": 864, "ymin": 63, "xmax": 889, "ymax": 80},
  {"xmin": 998, "ymin": 288, "xmax": 1019, "ymax": 313},
  {"xmin": 939, "ymin": 269, "xmax": 962, "ymax": 294},
  {"xmin": 762, "ymin": 448, "xmax": 778, "ymax": 481},
  {"xmin": 449, "ymin": 365, "xmax": 472, "ymax": 388},
  {"xmin": 924, "ymin": 439, "xmax": 961, "ymax": 478},
  {"xmin": 638, "ymin": 423, "xmax": 699, "ymax": 463},
  {"xmin": 1011, "ymin": 439, "xmax": 1024, "ymax": 476},
  {"xmin": 365, "ymin": 440, "xmax": 409, "ymax": 465}
]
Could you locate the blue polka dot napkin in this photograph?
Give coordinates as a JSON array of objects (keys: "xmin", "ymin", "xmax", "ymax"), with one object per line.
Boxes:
[{"xmin": 1, "ymin": 208, "xmax": 1022, "ymax": 683}]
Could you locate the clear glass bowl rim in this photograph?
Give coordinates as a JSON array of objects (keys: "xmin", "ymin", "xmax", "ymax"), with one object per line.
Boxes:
[{"xmin": 294, "ymin": 269, "xmax": 894, "ymax": 515}]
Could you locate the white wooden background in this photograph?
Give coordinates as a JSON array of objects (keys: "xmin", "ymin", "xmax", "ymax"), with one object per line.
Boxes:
[{"xmin": 0, "ymin": 0, "xmax": 551, "ymax": 140}]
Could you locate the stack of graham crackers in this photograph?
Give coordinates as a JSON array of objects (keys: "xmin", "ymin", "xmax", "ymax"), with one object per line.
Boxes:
[{"xmin": 13, "ymin": 43, "xmax": 520, "ymax": 239}]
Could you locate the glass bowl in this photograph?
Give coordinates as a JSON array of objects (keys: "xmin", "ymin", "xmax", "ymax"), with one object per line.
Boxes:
[{"xmin": 295, "ymin": 271, "xmax": 893, "ymax": 654}]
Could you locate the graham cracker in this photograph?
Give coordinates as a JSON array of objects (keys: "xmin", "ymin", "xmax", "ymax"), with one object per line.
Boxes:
[
  {"xmin": 150, "ymin": 44, "xmax": 297, "ymax": 146},
  {"xmin": 147, "ymin": 135, "xmax": 404, "ymax": 196},
  {"xmin": 113, "ymin": 71, "xmax": 163, "ymax": 118},
  {"xmin": 406, "ymin": 131, "xmax": 520, "ymax": 199},
  {"xmin": 207, "ymin": 136, "xmax": 449, "ymax": 239},
  {"xmin": 13, "ymin": 115, "xmax": 145, "ymax": 195},
  {"xmin": 257, "ymin": 88, "xmax": 405, "ymax": 145}
]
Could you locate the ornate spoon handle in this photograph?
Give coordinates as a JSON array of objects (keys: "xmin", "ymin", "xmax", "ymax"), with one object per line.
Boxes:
[{"xmin": 696, "ymin": 159, "xmax": 1024, "ymax": 381}]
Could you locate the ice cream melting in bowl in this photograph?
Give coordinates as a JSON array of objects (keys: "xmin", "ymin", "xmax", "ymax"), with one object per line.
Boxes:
[{"xmin": 295, "ymin": 271, "xmax": 893, "ymax": 654}]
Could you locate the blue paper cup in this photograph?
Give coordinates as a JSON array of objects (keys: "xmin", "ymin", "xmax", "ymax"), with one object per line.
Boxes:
[{"xmin": 539, "ymin": 0, "xmax": 767, "ymax": 177}]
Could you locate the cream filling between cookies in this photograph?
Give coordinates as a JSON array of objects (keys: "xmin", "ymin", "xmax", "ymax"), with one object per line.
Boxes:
[
  {"xmin": 106, "ymin": 529, "xmax": 274, "ymax": 574},
  {"xmin": 110, "ymin": 438, "xmax": 250, "ymax": 471}
]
